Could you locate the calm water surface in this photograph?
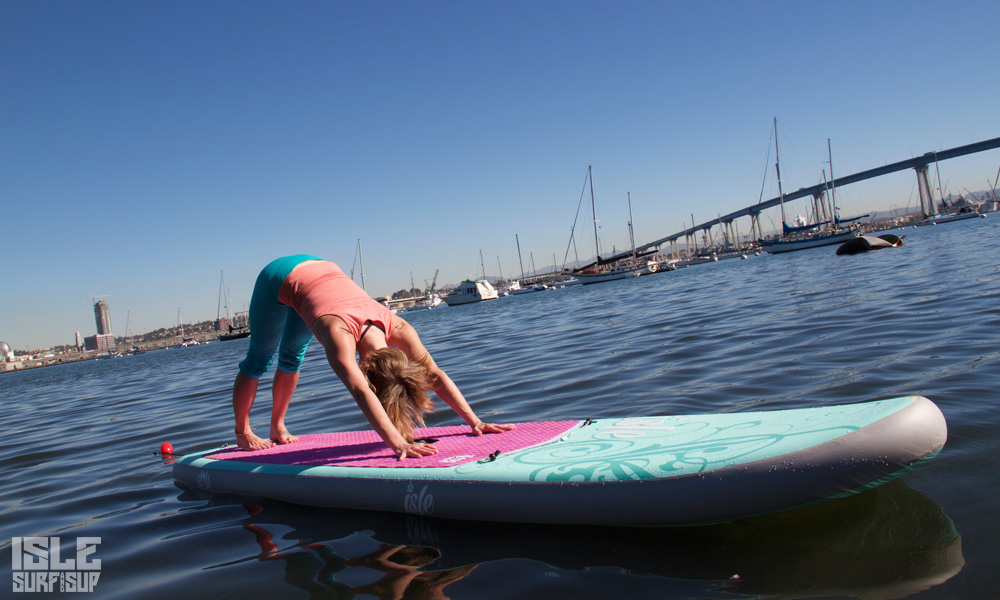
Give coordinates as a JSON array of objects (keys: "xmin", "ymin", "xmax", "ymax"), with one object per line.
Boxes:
[{"xmin": 2, "ymin": 219, "xmax": 999, "ymax": 599}]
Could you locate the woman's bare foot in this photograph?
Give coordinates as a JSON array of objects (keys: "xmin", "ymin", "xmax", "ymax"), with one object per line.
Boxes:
[
  {"xmin": 236, "ymin": 429, "xmax": 275, "ymax": 451},
  {"xmin": 270, "ymin": 427, "xmax": 299, "ymax": 445}
]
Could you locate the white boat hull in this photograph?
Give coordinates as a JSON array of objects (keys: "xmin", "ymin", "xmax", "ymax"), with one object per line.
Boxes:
[
  {"xmin": 574, "ymin": 268, "xmax": 640, "ymax": 284},
  {"xmin": 915, "ymin": 211, "xmax": 984, "ymax": 226},
  {"xmin": 441, "ymin": 280, "xmax": 499, "ymax": 305},
  {"xmin": 509, "ymin": 286, "xmax": 545, "ymax": 295},
  {"xmin": 442, "ymin": 296, "xmax": 490, "ymax": 306},
  {"xmin": 760, "ymin": 230, "xmax": 860, "ymax": 254},
  {"xmin": 572, "ymin": 260, "xmax": 661, "ymax": 284}
]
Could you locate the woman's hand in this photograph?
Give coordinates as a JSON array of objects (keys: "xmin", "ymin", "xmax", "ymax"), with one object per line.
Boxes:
[
  {"xmin": 395, "ymin": 441, "xmax": 438, "ymax": 461},
  {"xmin": 470, "ymin": 421, "xmax": 517, "ymax": 436}
]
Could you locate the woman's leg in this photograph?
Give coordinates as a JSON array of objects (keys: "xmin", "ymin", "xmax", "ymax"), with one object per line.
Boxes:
[
  {"xmin": 234, "ymin": 258, "xmax": 305, "ymax": 450},
  {"xmin": 270, "ymin": 370, "xmax": 300, "ymax": 444},
  {"xmin": 233, "ymin": 371, "xmax": 271, "ymax": 450},
  {"xmin": 269, "ymin": 310, "xmax": 315, "ymax": 443}
]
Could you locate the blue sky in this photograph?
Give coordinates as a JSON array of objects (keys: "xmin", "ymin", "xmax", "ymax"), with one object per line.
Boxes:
[{"xmin": 3, "ymin": 1, "xmax": 999, "ymax": 349}]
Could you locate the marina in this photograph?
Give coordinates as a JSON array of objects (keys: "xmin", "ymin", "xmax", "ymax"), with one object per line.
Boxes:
[
  {"xmin": 445, "ymin": 135, "xmax": 1000, "ymax": 290},
  {"xmin": 635, "ymin": 135, "xmax": 1000, "ymax": 262}
]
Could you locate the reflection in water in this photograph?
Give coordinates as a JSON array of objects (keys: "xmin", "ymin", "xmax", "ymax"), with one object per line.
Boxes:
[
  {"xmin": 188, "ymin": 478, "xmax": 962, "ymax": 599},
  {"xmin": 233, "ymin": 503, "xmax": 477, "ymax": 599},
  {"xmin": 346, "ymin": 545, "xmax": 477, "ymax": 600}
]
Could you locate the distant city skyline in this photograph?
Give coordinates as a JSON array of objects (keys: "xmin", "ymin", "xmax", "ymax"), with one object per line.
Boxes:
[
  {"xmin": 5, "ymin": 300, "xmax": 226, "ymax": 354},
  {"xmin": 3, "ymin": 1, "xmax": 999, "ymax": 349}
]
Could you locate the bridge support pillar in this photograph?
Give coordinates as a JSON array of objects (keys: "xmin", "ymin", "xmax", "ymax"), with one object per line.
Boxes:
[
  {"xmin": 749, "ymin": 212, "xmax": 763, "ymax": 242},
  {"xmin": 812, "ymin": 191, "xmax": 832, "ymax": 223},
  {"xmin": 915, "ymin": 164, "xmax": 936, "ymax": 217}
]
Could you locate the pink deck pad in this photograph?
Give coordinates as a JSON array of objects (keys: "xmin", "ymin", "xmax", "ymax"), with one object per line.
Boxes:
[{"xmin": 206, "ymin": 421, "xmax": 579, "ymax": 468}]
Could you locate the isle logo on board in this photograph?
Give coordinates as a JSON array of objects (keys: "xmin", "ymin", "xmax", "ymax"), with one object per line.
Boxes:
[{"xmin": 404, "ymin": 483, "xmax": 434, "ymax": 516}]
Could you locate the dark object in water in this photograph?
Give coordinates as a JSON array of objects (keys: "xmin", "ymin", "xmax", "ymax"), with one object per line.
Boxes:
[{"xmin": 837, "ymin": 234, "xmax": 906, "ymax": 256}]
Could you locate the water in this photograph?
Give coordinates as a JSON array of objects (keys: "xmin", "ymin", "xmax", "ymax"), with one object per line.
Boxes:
[{"xmin": 2, "ymin": 218, "xmax": 999, "ymax": 599}]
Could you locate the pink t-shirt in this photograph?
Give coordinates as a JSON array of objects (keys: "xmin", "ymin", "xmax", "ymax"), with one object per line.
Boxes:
[{"xmin": 278, "ymin": 261, "xmax": 394, "ymax": 343}]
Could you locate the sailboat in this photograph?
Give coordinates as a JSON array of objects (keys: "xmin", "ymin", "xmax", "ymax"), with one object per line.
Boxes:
[
  {"xmin": 401, "ymin": 270, "xmax": 444, "ymax": 311},
  {"xmin": 914, "ymin": 158, "xmax": 984, "ymax": 226},
  {"xmin": 217, "ymin": 270, "xmax": 250, "ymax": 341},
  {"xmin": 178, "ymin": 308, "xmax": 199, "ymax": 347},
  {"xmin": 915, "ymin": 204, "xmax": 984, "ymax": 226},
  {"xmin": 509, "ymin": 234, "xmax": 548, "ymax": 294},
  {"xmin": 125, "ymin": 311, "xmax": 145, "ymax": 354},
  {"xmin": 567, "ymin": 166, "xmax": 660, "ymax": 284},
  {"xmin": 758, "ymin": 119, "xmax": 859, "ymax": 254}
]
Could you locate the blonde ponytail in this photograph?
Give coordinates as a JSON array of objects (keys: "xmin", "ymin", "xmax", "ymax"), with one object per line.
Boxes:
[{"xmin": 360, "ymin": 348, "xmax": 437, "ymax": 442}]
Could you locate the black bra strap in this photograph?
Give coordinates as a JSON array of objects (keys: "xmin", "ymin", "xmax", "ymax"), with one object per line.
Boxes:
[{"xmin": 359, "ymin": 320, "xmax": 385, "ymax": 341}]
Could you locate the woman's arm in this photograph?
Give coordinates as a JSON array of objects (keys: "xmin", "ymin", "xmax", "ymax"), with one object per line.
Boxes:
[
  {"xmin": 313, "ymin": 316, "xmax": 437, "ymax": 459},
  {"xmin": 392, "ymin": 317, "xmax": 515, "ymax": 435}
]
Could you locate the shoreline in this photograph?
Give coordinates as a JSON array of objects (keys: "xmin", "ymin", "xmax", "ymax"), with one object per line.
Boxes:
[{"xmin": 0, "ymin": 330, "xmax": 225, "ymax": 373}]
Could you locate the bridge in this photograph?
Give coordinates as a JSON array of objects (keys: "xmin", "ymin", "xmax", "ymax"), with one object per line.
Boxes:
[{"xmin": 620, "ymin": 135, "xmax": 1000, "ymax": 258}]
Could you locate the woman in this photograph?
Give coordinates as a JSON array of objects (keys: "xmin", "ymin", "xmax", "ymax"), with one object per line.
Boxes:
[{"xmin": 232, "ymin": 254, "xmax": 513, "ymax": 458}]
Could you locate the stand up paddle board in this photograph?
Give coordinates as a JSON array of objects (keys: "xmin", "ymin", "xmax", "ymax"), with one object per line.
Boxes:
[{"xmin": 173, "ymin": 396, "xmax": 946, "ymax": 526}]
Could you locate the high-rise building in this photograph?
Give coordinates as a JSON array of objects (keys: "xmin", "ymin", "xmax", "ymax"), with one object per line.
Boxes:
[
  {"xmin": 75, "ymin": 331, "xmax": 84, "ymax": 350},
  {"xmin": 94, "ymin": 300, "xmax": 113, "ymax": 335}
]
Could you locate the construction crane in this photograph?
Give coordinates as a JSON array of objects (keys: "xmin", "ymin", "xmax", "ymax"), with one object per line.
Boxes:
[{"xmin": 424, "ymin": 269, "xmax": 440, "ymax": 295}]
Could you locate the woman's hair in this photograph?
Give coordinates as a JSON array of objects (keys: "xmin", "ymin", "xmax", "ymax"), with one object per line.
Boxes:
[{"xmin": 360, "ymin": 348, "xmax": 437, "ymax": 442}]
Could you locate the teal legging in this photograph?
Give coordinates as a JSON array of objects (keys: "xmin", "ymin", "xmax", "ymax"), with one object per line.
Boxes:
[{"xmin": 238, "ymin": 254, "xmax": 324, "ymax": 379}]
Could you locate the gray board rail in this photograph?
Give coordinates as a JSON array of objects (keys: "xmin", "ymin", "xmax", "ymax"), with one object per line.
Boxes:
[{"xmin": 624, "ymin": 135, "xmax": 1000, "ymax": 256}]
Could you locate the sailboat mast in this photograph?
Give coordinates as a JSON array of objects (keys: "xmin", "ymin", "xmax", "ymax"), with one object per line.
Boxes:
[
  {"xmin": 516, "ymin": 234, "xmax": 525, "ymax": 280},
  {"xmin": 827, "ymin": 138, "xmax": 837, "ymax": 230},
  {"xmin": 217, "ymin": 271, "xmax": 225, "ymax": 321},
  {"xmin": 496, "ymin": 256, "xmax": 504, "ymax": 283},
  {"xmin": 589, "ymin": 165, "xmax": 600, "ymax": 260},
  {"xmin": 774, "ymin": 118, "xmax": 787, "ymax": 228},
  {"xmin": 358, "ymin": 239, "xmax": 366, "ymax": 291},
  {"xmin": 627, "ymin": 192, "xmax": 637, "ymax": 260},
  {"xmin": 822, "ymin": 169, "xmax": 831, "ymax": 230},
  {"xmin": 479, "ymin": 249, "xmax": 487, "ymax": 281}
]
